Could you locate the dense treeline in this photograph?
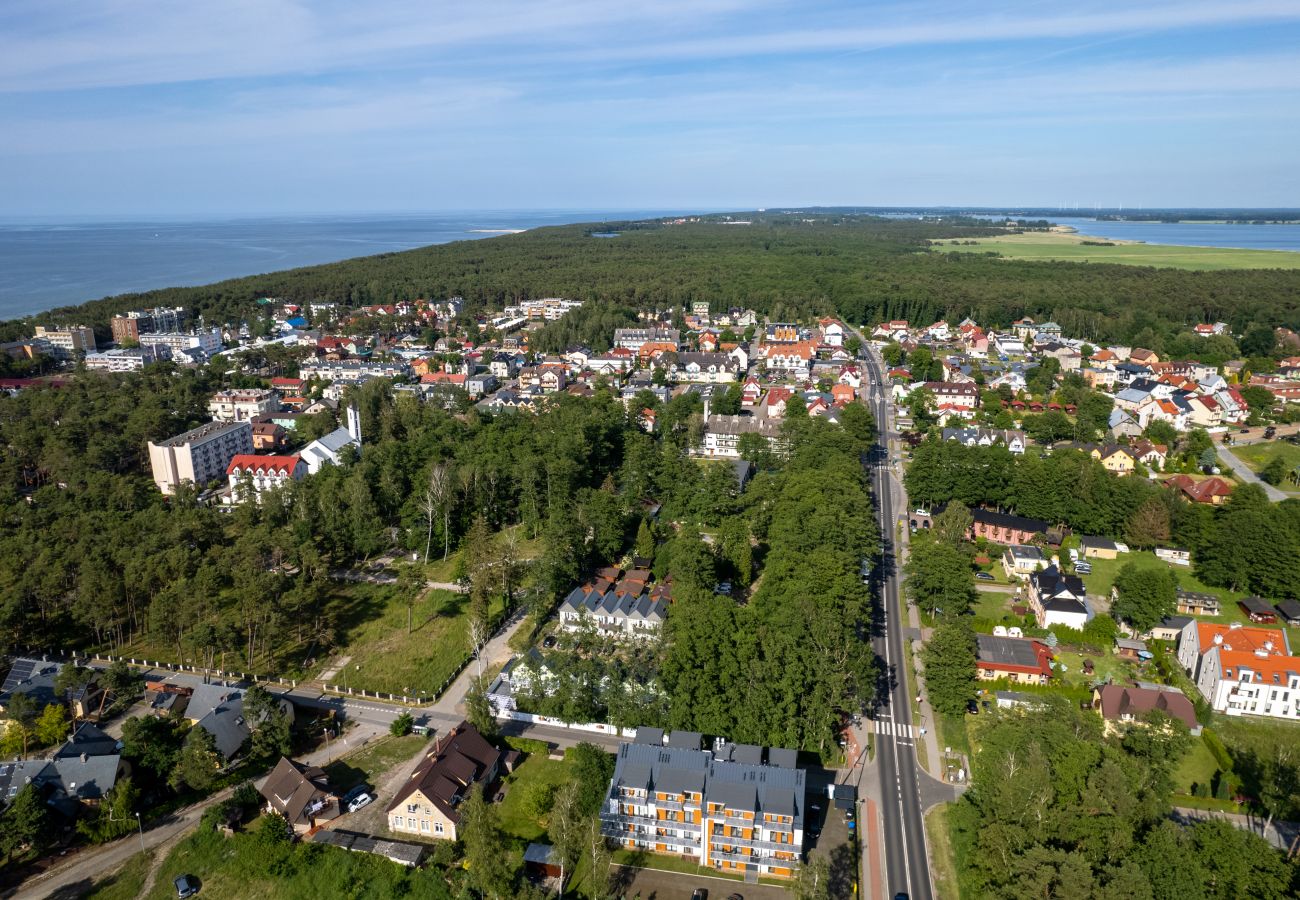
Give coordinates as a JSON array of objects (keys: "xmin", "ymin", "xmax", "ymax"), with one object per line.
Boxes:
[
  {"xmin": 949, "ymin": 701, "xmax": 1300, "ymax": 898},
  {"xmin": 528, "ymin": 300, "xmax": 639, "ymax": 354},
  {"xmin": 660, "ymin": 407, "xmax": 879, "ymax": 752},
  {"xmin": 10, "ymin": 215, "xmax": 1300, "ymax": 346},
  {"xmin": 904, "ymin": 438, "xmax": 1300, "ymax": 599}
]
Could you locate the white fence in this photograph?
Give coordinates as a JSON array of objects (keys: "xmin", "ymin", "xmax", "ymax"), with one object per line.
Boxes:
[{"xmin": 496, "ymin": 708, "xmax": 637, "ymax": 738}]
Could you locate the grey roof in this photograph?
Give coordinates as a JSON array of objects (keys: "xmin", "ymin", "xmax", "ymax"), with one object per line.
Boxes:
[
  {"xmin": 705, "ymin": 778, "xmax": 757, "ymax": 812},
  {"xmin": 54, "ymin": 722, "xmax": 118, "ymax": 759},
  {"xmin": 524, "ymin": 842, "xmax": 558, "ymax": 865},
  {"xmin": 656, "ymin": 765, "xmax": 707, "ymax": 796},
  {"xmin": 1155, "ymin": 614, "xmax": 1193, "ymax": 631},
  {"xmin": 977, "ymin": 634, "xmax": 1047, "ymax": 668},
  {"xmin": 1275, "ymin": 599, "xmax": 1300, "ymax": 621},
  {"xmin": 1079, "ymin": 536, "xmax": 1118, "ymax": 551},
  {"xmin": 632, "ymin": 726, "xmax": 665, "ymax": 746},
  {"xmin": 666, "ymin": 730, "xmax": 702, "ymax": 750},
  {"xmin": 153, "ymin": 420, "xmax": 250, "ymax": 448},
  {"xmin": 718, "ymin": 742, "xmax": 763, "ymax": 765},
  {"xmin": 767, "ymin": 747, "xmax": 798, "ymax": 768},
  {"xmin": 1, "ymin": 657, "xmax": 64, "ymax": 710}
]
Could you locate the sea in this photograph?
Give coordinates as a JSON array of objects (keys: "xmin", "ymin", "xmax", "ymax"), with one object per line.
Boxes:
[
  {"xmin": 0, "ymin": 210, "xmax": 696, "ymax": 320},
  {"xmin": 4, "ymin": 209, "xmax": 1299, "ymax": 321}
]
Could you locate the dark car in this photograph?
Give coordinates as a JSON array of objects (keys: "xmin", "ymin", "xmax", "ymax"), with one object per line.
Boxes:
[
  {"xmin": 975, "ymin": 572, "xmax": 995, "ymax": 581},
  {"xmin": 966, "ymin": 699, "xmax": 980, "ymax": 714},
  {"xmin": 726, "ymin": 894, "xmax": 744, "ymax": 900},
  {"xmin": 692, "ymin": 890, "xmax": 708, "ymax": 900},
  {"xmin": 542, "ymin": 635, "xmax": 557, "ymax": 649},
  {"xmin": 175, "ymin": 875, "xmax": 199, "ymax": 898}
]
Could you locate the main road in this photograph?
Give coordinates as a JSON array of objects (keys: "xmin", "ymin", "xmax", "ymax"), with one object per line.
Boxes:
[{"xmin": 858, "ymin": 337, "xmax": 933, "ymax": 900}]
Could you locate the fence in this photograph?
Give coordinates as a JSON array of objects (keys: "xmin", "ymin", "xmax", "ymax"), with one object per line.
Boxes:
[{"xmin": 496, "ymin": 708, "xmax": 637, "ymax": 738}]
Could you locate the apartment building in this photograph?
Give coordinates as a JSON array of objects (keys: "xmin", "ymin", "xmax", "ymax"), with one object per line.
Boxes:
[
  {"xmin": 110, "ymin": 307, "xmax": 187, "ymax": 343},
  {"xmin": 298, "ymin": 359, "xmax": 412, "ymax": 383},
  {"xmin": 208, "ymin": 388, "xmax": 280, "ymax": 423},
  {"xmin": 137, "ymin": 328, "xmax": 223, "ymax": 356},
  {"xmin": 33, "ymin": 325, "xmax": 96, "ymax": 359},
  {"xmin": 613, "ymin": 327, "xmax": 681, "ymax": 352},
  {"xmin": 601, "ymin": 731, "xmax": 804, "ymax": 878},
  {"xmin": 83, "ymin": 345, "xmax": 167, "ymax": 372},
  {"xmin": 225, "ymin": 454, "xmax": 306, "ymax": 501},
  {"xmin": 148, "ymin": 420, "xmax": 254, "ymax": 494},
  {"xmin": 700, "ymin": 414, "xmax": 784, "ymax": 459},
  {"xmin": 1178, "ymin": 621, "xmax": 1299, "ymax": 720}
]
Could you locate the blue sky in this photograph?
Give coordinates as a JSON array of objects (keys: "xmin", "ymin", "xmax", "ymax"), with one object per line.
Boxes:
[{"xmin": 2, "ymin": 0, "xmax": 1299, "ymax": 215}]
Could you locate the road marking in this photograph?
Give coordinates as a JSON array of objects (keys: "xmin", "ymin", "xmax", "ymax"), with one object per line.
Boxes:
[{"xmin": 870, "ymin": 720, "xmax": 915, "ymax": 738}]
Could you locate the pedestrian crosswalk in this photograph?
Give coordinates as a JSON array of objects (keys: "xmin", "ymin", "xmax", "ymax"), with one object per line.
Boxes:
[{"xmin": 869, "ymin": 719, "xmax": 914, "ymax": 738}]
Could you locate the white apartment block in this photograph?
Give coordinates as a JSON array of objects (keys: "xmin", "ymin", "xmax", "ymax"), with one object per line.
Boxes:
[
  {"xmin": 148, "ymin": 421, "xmax": 254, "ymax": 494},
  {"xmin": 83, "ymin": 346, "xmax": 168, "ymax": 372},
  {"xmin": 138, "ymin": 328, "xmax": 223, "ymax": 356},
  {"xmin": 298, "ymin": 359, "xmax": 412, "ymax": 383},
  {"xmin": 208, "ymin": 388, "xmax": 280, "ymax": 423},
  {"xmin": 1179, "ymin": 620, "xmax": 1299, "ymax": 720}
]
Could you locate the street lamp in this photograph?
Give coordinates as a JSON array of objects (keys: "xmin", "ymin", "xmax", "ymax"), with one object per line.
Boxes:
[{"xmin": 134, "ymin": 812, "xmax": 145, "ymax": 853}]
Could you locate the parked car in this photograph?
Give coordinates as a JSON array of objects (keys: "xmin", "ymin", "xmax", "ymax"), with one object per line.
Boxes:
[
  {"xmin": 975, "ymin": 572, "xmax": 995, "ymax": 581},
  {"xmin": 175, "ymin": 875, "xmax": 200, "ymax": 898},
  {"xmin": 966, "ymin": 699, "xmax": 980, "ymax": 715},
  {"xmin": 347, "ymin": 791, "xmax": 374, "ymax": 813},
  {"xmin": 542, "ymin": 634, "xmax": 557, "ymax": 649},
  {"xmin": 692, "ymin": 890, "xmax": 709, "ymax": 900}
]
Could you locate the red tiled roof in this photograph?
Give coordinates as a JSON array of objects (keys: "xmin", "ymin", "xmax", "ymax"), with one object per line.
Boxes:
[{"xmin": 226, "ymin": 454, "xmax": 301, "ymax": 476}]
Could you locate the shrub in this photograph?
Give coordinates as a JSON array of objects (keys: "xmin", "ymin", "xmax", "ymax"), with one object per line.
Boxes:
[
  {"xmin": 1201, "ymin": 728, "xmax": 1233, "ymax": 772},
  {"xmin": 390, "ymin": 712, "xmax": 414, "ymax": 737},
  {"xmin": 505, "ymin": 736, "xmax": 550, "ymax": 756}
]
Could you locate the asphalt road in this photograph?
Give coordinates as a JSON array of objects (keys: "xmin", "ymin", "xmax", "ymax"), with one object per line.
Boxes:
[{"xmin": 859, "ymin": 340, "xmax": 933, "ymax": 900}]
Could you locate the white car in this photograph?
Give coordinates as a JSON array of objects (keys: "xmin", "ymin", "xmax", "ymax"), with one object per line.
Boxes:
[{"xmin": 347, "ymin": 791, "xmax": 374, "ymax": 813}]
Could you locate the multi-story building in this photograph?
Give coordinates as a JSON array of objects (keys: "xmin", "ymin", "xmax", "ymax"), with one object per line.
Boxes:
[
  {"xmin": 386, "ymin": 721, "xmax": 502, "ymax": 840},
  {"xmin": 225, "ymin": 453, "xmax": 306, "ymax": 501},
  {"xmin": 148, "ymin": 420, "xmax": 254, "ymax": 494},
  {"xmin": 208, "ymin": 388, "xmax": 280, "ymax": 423},
  {"xmin": 614, "ymin": 327, "xmax": 681, "ymax": 353},
  {"xmin": 1178, "ymin": 621, "xmax": 1298, "ymax": 719},
  {"xmin": 941, "ymin": 427, "xmax": 1027, "ymax": 454},
  {"xmin": 33, "ymin": 325, "xmax": 96, "ymax": 359},
  {"xmin": 558, "ymin": 568, "xmax": 670, "ymax": 639},
  {"xmin": 110, "ymin": 307, "xmax": 187, "ymax": 343},
  {"xmin": 83, "ymin": 345, "xmax": 168, "ymax": 372},
  {"xmin": 699, "ymin": 414, "xmax": 784, "ymax": 459},
  {"xmin": 601, "ymin": 731, "xmax": 804, "ymax": 878},
  {"xmin": 137, "ymin": 328, "xmax": 223, "ymax": 356},
  {"xmin": 298, "ymin": 359, "xmax": 411, "ymax": 383}
]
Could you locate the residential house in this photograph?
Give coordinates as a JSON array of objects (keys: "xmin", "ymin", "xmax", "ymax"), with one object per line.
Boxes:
[
  {"xmin": 740, "ymin": 378, "xmax": 763, "ymax": 406},
  {"xmin": 251, "ymin": 421, "xmax": 287, "ymax": 451},
  {"xmin": 208, "ymin": 388, "xmax": 280, "ymax": 423},
  {"xmin": 1239, "ymin": 596, "xmax": 1278, "ymax": 624},
  {"xmin": 1276, "ymin": 599, "xmax": 1300, "ymax": 627},
  {"xmin": 941, "ymin": 427, "xmax": 1027, "ymax": 454},
  {"xmin": 765, "ymin": 341, "xmax": 816, "ymax": 374},
  {"xmin": 185, "ymin": 683, "xmax": 294, "ymax": 760},
  {"xmin": 662, "ymin": 352, "xmax": 741, "ymax": 384},
  {"xmin": 1147, "ymin": 614, "xmax": 1194, "ymax": 643},
  {"xmin": 1011, "ymin": 318, "xmax": 1037, "ymax": 341},
  {"xmin": 1165, "ymin": 475, "xmax": 1233, "ymax": 505},
  {"xmin": 148, "ymin": 420, "xmax": 255, "ymax": 495},
  {"xmin": 920, "ymin": 382, "xmax": 979, "ymax": 409},
  {"xmin": 1130, "ymin": 440, "xmax": 1167, "ymax": 470},
  {"xmin": 970, "ymin": 508, "xmax": 1049, "ymax": 545},
  {"xmin": 975, "ymin": 635, "xmax": 1054, "ymax": 685},
  {"xmin": 0, "ymin": 724, "xmax": 126, "ymax": 816},
  {"xmin": 1078, "ymin": 536, "xmax": 1120, "ymax": 560},
  {"xmin": 1027, "ymin": 566, "xmax": 1091, "ymax": 630},
  {"xmin": 259, "ymin": 757, "xmax": 340, "ymax": 834},
  {"xmin": 992, "ymin": 333, "xmax": 1026, "ymax": 357},
  {"xmin": 764, "ymin": 323, "xmax": 801, "ymax": 343},
  {"xmin": 0, "ymin": 658, "xmax": 65, "ymax": 727},
  {"xmin": 386, "ymin": 721, "xmax": 502, "ymax": 839},
  {"xmin": 1092, "ymin": 684, "xmax": 1200, "ymax": 734},
  {"xmin": 614, "ymin": 327, "xmax": 681, "ymax": 353},
  {"xmin": 600, "ymin": 733, "xmax": 804, "ymax": 878},
  {"xmin": 1175, "ymin": 590, "xmax": 1219, "ymax": 615},
  {"xmin": 1108, "ymin": 408, "xmax": 1143, "ymax": 439},
  {"xmin": 558, "ymin": 569, "xmax": 671, "ymax": 639},
  {"xmin": 1002, "ymin": 545, "xmax": 1048, "ymax": 579},
  {"xmin": 299, "ymin": 359, "xmax": 411, "ymax": 383}
]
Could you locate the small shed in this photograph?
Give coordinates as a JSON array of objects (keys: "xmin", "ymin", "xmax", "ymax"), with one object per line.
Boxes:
[
  {"xmin": 1115, "ymin": 638, "xmax": 1151, "ymax": 661},
  {"xmin": 524, "ymin": 842, "xmax": 563, "ymax": 879},
  {"xmin": 1275, "ymin": 599, "xmax": 1300, "ymax": 627},
  {"xmin": 829, "ymin": 783, "xmax": 856, "ymax": 811},
  {"xmin": 1238, "ymin": 596, "xmax": 1278, "ymax": 624}
]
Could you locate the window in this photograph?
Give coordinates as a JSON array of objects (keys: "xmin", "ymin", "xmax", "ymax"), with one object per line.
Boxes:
[
  {"xmin": 407, "ymin": 803, "xmax": 418, "ymax": 813},
  {"xmin": 420, "ymin": 820, "xmax": 431, "ymax": 832},
  {"xmin": 435, "ymin": 822, "xmax": 444, "ymax": 834}
]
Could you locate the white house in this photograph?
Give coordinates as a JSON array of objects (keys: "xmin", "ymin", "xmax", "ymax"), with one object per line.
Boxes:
[{"xmin": 299, "ymin": 407, "xmax": 363, "ymax": 474}]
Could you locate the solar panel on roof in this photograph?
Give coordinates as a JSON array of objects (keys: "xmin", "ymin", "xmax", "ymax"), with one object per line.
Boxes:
[{"xmin": 1, "ymin": 659, "xmax": 37, "ymax": 694}]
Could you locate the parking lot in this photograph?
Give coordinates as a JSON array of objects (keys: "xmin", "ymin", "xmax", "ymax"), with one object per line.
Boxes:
[{"xmin": 608, "ymin": 865, "xmax": 793, "ymax": 900}]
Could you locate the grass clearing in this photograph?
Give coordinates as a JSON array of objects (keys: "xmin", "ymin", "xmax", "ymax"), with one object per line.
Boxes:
[
  {"xmin": 1078, "ymin": 551, "xmax": 1231, "ymax": 606},
  {"xmin": 85, "ymin": 849, "xmax": 153, "ymax": 900},
  {"xmin": 932, "ymin": 230, "xmax": 1300, "ymax": 270},
  {"xmin": 496, "ymin": 752, "xmax": 577, "ymax": 842},
  {"xmin": 925, "ymin": 804, "xmax": 961, "ymax": 900},
  {"xmin": 1231, "ymin": 441, "xmax": 1300, "ymax": 496},
  {"xmin": 1174, "ymin": 735, "xmax": 1221, "ymax": 795},
  {"xmin": 328, "ymin": 587, "xmax": 503, "ymax": 696},
  {"xmin": 323, "ymin": 732, "xmax": 428, "ymax": 792}
]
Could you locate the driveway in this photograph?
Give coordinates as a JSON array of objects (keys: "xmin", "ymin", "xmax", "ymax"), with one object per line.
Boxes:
[{"xmin": 1216, "ymin": 445, "xmax": 1288, "ymax": 501}]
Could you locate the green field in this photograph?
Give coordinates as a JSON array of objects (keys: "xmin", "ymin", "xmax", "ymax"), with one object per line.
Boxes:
[
  {"xmin": 1078, "ymin": 551, "xmax": 1231, "ymax": 605},
  {"xmin": 322, "ymin": 733, "xmax": 428, "ymax": 792},
  {"xmin": 1174, "ymin": 735, "xmax": 1221, "ymax": 796},
  {"xmin": 326, "ymin": 586, "xmax": 503, "ymax": 697},
  {"xmin": 933, "ymin": 231, "xmax": 1300, "ymax": 270},
  {"xmin": 1231, "ymin": 441, "xmax": 1300, "ymax": 495}
]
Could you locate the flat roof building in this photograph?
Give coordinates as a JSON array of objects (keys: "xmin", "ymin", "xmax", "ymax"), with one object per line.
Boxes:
[{"xmin": 148, "ymin": 420, "xmax": 253, "ymax": 495}]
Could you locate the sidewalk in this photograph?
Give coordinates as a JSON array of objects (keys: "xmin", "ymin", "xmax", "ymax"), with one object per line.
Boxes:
[{"xmin": 1216, "ymin": 445, "xmax": 1288, "ymax": 501}]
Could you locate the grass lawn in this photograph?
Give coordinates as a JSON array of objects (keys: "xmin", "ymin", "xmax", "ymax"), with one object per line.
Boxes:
[
  {"xmin": 140, "ymin": 827, "xmax": 448, "ymax": 900},
  {"xmin": 970, "ymin": 589, "xmax": 1018, "ymax": 626},
  {"xmin": 1078, "ymin": 551, "xmax": 1232, "ymax": 607},
  {"xmin": 932, "ymin": 230, "xmax": 1300, "ymax": 270},
  {"xmin": 1173, "ymin": 735, "xmax": 1221, "ymax": 795},
  {"xmin": 1231, "ymin": 441, "xmax": 1300, "ymax": 495},
  {"xmin": 85, "ymin": 849, "xmax": 153, "ymax": 900},
  {"xmin": 326, "ymin": 587, "xmax": 504, "ymax": 696},
  {"xmin": 924, "ymin": 804, "xmax": 961, "ymax": 900},
  {"xmin": 323, "ymin": 733, "xmax": 428, "ymax": 792},
  {"xmin": 496, "ymin": 752, "xmax": 577, "ymax": 842}
]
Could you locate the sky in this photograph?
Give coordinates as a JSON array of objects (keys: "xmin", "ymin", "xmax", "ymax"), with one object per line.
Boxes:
[{"xmin": 2, "ymin": 0, "xmax": 1299, "ymax": 216}]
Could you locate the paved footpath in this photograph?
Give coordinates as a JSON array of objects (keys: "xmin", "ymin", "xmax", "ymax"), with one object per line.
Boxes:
[{"xmin": 1216, "ymin": 445, "xmax": 1288, "ymax": 501}]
